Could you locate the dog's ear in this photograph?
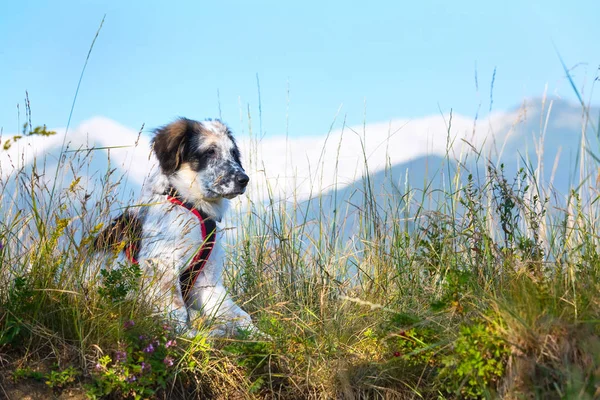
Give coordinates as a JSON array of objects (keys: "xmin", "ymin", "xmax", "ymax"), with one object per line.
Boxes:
[{"xmin": 152, "ymin": 118, "xmax": 191, "ymax": 175}]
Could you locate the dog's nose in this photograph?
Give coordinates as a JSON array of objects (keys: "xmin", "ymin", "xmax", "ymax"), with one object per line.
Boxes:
[{"xmin": 236, "ymin": 173, "xmax": 250, "ymax": 186}]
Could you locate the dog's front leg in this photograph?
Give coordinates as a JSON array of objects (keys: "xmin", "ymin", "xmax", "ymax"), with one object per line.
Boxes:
[{"xmin": 186, "ymin": 272, "xmax": 256, "ymax": 336}]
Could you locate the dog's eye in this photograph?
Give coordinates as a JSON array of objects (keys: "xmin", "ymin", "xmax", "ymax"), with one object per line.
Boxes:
[{"xmin": 204, "ymin": 148, "xmax": 216, "ymax": 157}]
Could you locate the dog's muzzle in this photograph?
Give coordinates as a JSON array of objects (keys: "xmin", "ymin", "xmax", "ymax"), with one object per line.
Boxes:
[
  {"xmin": 235, "ymin": 172, "xmax": 249, "ymax": 188},
  {"xmin": 221, "ymin": 171, "xmax": 249, "ymax": 199}
]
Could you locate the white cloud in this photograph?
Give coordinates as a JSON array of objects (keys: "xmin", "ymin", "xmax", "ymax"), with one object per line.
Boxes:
[
  {"xmin": 1, "ymin": 111, "xmax": 519, "ymax": 202},
  {"xmin": 0, "ymin": 117, "xmax": 156, "ymax": 185},
  {"xmin": 241, "ymin": 109, "xmax": 518, "ymax": 200},
  {"xmin": 74, "ymin": 117, "xmax": 156, "ymax": 184}
]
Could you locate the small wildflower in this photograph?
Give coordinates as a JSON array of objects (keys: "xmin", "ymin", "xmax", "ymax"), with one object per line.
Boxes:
[
  {"xmin": 138, "ymin": 335, "xmax": 146, "ymax": 341},
  {"xmin": 124, "ymin": 320, "xmax": 135, "ymax": 329},
  {"xmin": 126, "ymin": 375, "xmax": 137, "ymax": 383},
  {"xmin": 94, "ymin": 363, "xmax": 103, "ymax": 372},
  {"xmin": 143, "ymin": 343, "xmax": 155, "ymax": 353},
  {"xmin": 393, "ymin": 351, "xmax": 402, "ymax": 357},
  {"xmin": 141, "ymin": 362, "xmax": 151, "ymax": 372},
  {"xmin": 115, "ymin": 351, "xmax": 127, "ymax": 362},
  {"xmin": 162, "ymin": 323, "xmax": 172, "ymax": 331},
  {"xmin": 0, "ymin": 242, "xmax": 3, "ymax": 250},
  {"xmin": 165, "ymin": 339, "xmax": 177, "ymax": 348},
  {"xmin": 163, "ymin": 356, "xmax": 174, "ymax": 367}
]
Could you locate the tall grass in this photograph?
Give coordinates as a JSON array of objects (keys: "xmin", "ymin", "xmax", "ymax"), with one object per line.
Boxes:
[{"xmin": 0, "ymin": 96, "xmax": 599, "ymax": 399}]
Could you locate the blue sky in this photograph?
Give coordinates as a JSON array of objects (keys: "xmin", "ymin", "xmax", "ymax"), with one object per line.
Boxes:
[{"xmin": 1, "ymin": 0, "xmax": 598, "ymax": 138}]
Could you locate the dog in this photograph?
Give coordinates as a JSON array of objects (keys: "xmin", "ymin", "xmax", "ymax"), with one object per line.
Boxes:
[{"xmin": 95, "ymin": 118, "xmax": 257, "ymax": 337}]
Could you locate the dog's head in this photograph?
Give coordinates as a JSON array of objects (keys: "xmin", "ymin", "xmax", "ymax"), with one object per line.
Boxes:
[{"xmin": 152, "ymin": 118, "xmax": 249, "ymax": 202}]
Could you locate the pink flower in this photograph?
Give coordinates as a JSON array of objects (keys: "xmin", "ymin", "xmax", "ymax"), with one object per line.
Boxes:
[
  {"xmin": 163, "ymin": 356, "xmax": 174, "ymax": 367},
  {"xmin": 124, "ymin": 320, "xmax": 135, "ymax": 329},
  {"xmin": 165, "ymin": 339, "xmax": 177, "ymax": 348}
]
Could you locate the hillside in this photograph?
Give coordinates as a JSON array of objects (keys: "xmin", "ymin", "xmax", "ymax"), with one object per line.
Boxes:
[{"xmin": 0, "ymin": 97, "xmax": 598, "ymax": 398}]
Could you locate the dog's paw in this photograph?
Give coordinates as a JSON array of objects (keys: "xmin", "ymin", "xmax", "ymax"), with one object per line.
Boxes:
[
  {"xmin": 181, "ymin": 328, "xmax": 199, "ymax": 339},
  {"xmin": 235, "ymin": 324, "xmax": 272, "ymax": 340},
  {"xmin": 204, "ymin": 320, "xmax": 266, "ymax": 339},
  {"xmin": 206, "ymin": 325, "xmax": 230, "ymax": 338}
]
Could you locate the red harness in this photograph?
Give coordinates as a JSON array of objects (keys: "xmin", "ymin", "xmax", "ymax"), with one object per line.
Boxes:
[{"xmin": 125, "ymin": 193, "xmax": 217, "ymax": 301}]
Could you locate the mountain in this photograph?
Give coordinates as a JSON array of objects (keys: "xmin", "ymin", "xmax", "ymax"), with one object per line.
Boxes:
[
  {"xmin": 499, "ymin": 98, "xmax": 599, "ymax": 192},
  {"xmin": 293, "ymin": 98, "xmax": 600, "ymax": 240}
]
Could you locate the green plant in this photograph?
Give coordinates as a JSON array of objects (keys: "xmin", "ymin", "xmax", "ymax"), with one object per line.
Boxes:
[
  {"xmin": 97, "ymin": 262, "xmax": 142, "ymax": 303},
  {"xmin": 386, "ymin": 327, "xmax": 439, "ymax": 368},
  {"xmin": 45, "ymin": 366, "xmax": 80, "ymax": 390},
  {"xmin": 439, "ymin": 321, "xmax": 509, "ymax": 399},
  {"xmin": 12, "ymin": 367, "xmax": 45, "ymax": 382},
  {"xmin": 0, "ymin": 277, "xmax": 35, "ymax": 345},
  {"xmin": 378, "ymin": 313, "xmax": 440, "ymax": 368}
]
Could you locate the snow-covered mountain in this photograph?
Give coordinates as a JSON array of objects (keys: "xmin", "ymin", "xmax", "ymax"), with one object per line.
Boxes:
[{"xmin": 299, "ymin": 97, "xmax": 599, "ymax": 240}]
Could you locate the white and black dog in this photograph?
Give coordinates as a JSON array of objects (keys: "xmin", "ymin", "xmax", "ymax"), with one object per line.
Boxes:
[{"xmin": 95, "ymin": 118, "xmax": 256, "ymax": 337}]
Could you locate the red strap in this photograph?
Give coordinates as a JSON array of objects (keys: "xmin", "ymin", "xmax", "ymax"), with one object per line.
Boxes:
[
  {"xmin": 166, "ymin": 195, "xmax": 216, "ymax": 301},
  {"xmin": 165, "ymin": 195, "xmax": 209, "ymax": 238},
  {"xmin": 125, "ymin": 244, "xmax": 138, "ymax": 264},
  {"xmin": 123, "ymin": 195, "xmax": 216, "ymax": 302}
]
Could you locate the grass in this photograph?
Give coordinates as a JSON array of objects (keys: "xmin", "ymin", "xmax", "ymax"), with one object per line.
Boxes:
[{"xmin": 0, "ymin": 95, "xmax": 599, "ymax": 399}]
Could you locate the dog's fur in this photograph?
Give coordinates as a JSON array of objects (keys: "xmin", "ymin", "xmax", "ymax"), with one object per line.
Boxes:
[{"xmin": 95, "ymin": 118, "xmax": 255, "ymax": 336}]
